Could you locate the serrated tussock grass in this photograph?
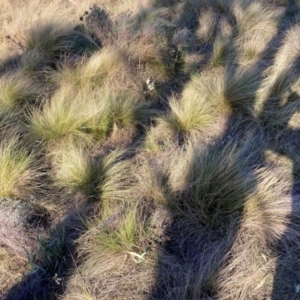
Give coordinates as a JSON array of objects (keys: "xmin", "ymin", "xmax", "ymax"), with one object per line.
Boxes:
[
  {"xmin": 27, "ymin": 87, "xmax": 98, "ymax": 146},
  {"xmin": 65, "ymin": 197, "xmax": 154, "ymax": 300},
  {"xmin": 242, "ymin": 170, "xmax": 291, "ymax": 247},
  {"xmin": 118, "ymin": 7, "xmax": 177, "ymax": 80},
  {"xmin": 167, "ymin": 137, "xmax": 262, "ymax": 228},
  {"xmin": 105, "ymin": 87, "xmax": 155, "ymax": 127},
  {"xmin": 237, "ymin": 29, "xmax": 274, "ymax": 64},
  {"xmin": 233, "ymin": 0, "xmax": 278, "ymax": 35},
  {"xmin": 54, "ymin": 47, "xmax": 132, "ymax": 90},
  {"xmin": 135, "ymin": 155, "xmax": 169, "ymax": 205},
  {"xmin": 167, "ymin": 66, "xmax": 261, "ymax": 118},
  {"xmin": 27, "ymin": 85, "xmax": 153, "ymax": 147},
  {"xmin": 0, "ymin": 107, "xmax": 25, "ymax": 140},
  {"xmin": 18, "ymin": 48, "xmax": 50, "ymax": 75},
  {"xmin": 24, "ymin": 22, "xmax": 98, "ymax": 59},
  {"xmin": 218, "ymin": 66, "xmax": 262, "ymax": 113},
  {"xmin": 0, "ymin": 136, "xmax": 42, "ymax": 199},
  {"xmin": 215, "ymin": 169, "xmax": 299, "ymax": 299},
  {"xmin": 63, "ymin": 292, "xmax": 97, "ymax": 300},
  {"xmin": 256, "ymin": 25, "xmax": 300, "ymax": 128},
  {"xmin": 157, "ymin": 73, "xmax": 219, "ymax": 135},
  {"xmin": 210, "ymin": 34, "xmax": 232, "ymax": 67},
  {"xmin": 0, "ymin": 73, "xmax": 40, "ymax": 111},
  {"xmin": 50, "ymin": 143, "xmax": 131, "ymax": 203},
  {"xmin": 85, "ymin": 203, "xmax": 150, "ymax": 254},
  {"xmin": 50, "ymin": 143, "xmax": 101, "ymax": 197}
]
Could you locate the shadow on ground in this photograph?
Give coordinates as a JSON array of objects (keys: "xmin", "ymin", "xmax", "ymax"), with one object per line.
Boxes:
[{"xmin": 150, "ymin": 1, "xmax": 300, "ymax": 299}]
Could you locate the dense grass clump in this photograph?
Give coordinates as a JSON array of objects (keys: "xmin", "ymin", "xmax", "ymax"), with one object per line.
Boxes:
[
  {"xmin": 24, "ymin": 23, "xmax": 98, "ymax": 59},
  {"xmin": 0, "ymin": 73, "xmax": 40, "ymax": 111},
  {"xmin": 27, "ymin": 88, "xmax": 96, "ymax": 145},
  {"xmin": 28, "ymin": 86, "xmax": 153, "ymax": 147},
  {"xmin": 53, "ymin": 47, "xmax": 131, "ymax": 91},
  {"xmin": 0, "ymin": 137, "xmax": 41, "ymax": 198},
  {"xmin": 50, "ymin": 143, "xmax": 131, "ymax": 203},
  {"xmin": 157, "ymin": 73, "xmax": 220, "ymax": 135},
  {"xmin": 167, "ymin": 139, "xmax": 259, "ymax": 228}
]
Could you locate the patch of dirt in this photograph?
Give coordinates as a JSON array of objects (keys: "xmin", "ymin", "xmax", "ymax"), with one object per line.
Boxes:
[{"xmin": 0, "ymin": 198, "xmax": 50, "ymax": 296}]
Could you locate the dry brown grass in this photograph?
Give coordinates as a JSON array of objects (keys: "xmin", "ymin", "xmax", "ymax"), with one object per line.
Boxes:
[
  {"xmin": 216, "ymin": 169, "xmax": 297, "ymax": 300},
  {"xmin": 0, "ymin": 247, "xmax": 27, "ymax": 297}
]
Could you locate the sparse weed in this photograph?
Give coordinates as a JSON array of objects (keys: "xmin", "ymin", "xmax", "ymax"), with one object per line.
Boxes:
[
  {"xmin": 24, "ymin": 224, "xmax": 67, "ymax": 290},
  {"xmin": 95, "ymin": 204, "xmax": 149, "ymax": 253},
  {"xmin": 77, "ymin": 4, "xmax": 114, "ymax": 47},
  {"xmin": 120, "ymin": 7, "xmax": 176, "ymax": 80}
]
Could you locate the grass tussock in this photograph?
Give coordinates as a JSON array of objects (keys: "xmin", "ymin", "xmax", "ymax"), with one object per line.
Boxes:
[
  {"xmin": 28, "ymin": 85, "xmax": 153, "ymax": 147},
  {"xmin": 0, "ymin": 137, "xmax": 41, "ymax": 199},
  {"xmin": 24, "ymin": 22, "xmax": 97, "ymax": 59},
  {"xmin": 210, "ymin": 34, "xmax": 232, "ymax": 67},
  {"xmin": 63, "ymin": 198, "xmax": 155, "ymax": 300},
  {"xmin": 217, "ymin": 66, "xmax": 261, "ymax": 113},
  {"xmin": 157, "ymin": 73, "xmax": 219, "ymax": 135},
  {"xmin": 215, "ymin": 169, "xmax": 296, "ymax": 299},
  {"xmin": 54, "ymin": 47, "xmax": 133, "ymax": 91},
  {"xmin": 256, "ymin": 25, "xmax": 300, "ymax": 127},
  {"xmin": 233, "ymin": 0, "xmax": 278, "ymax": 35},
  {"xmin": 167, "ymin": 138, "xmax": 260, "ymax": 228},
  {"xmin": 196, "ymin": 8, "xmax": 218, "ymax": 43},
  {"xmin": 0, "ymin": 73, "xmax": 40, "ymax": 111},
  {"xmin": 50, "ymin": 144, "xmax": 131, "ymax": 203}
]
